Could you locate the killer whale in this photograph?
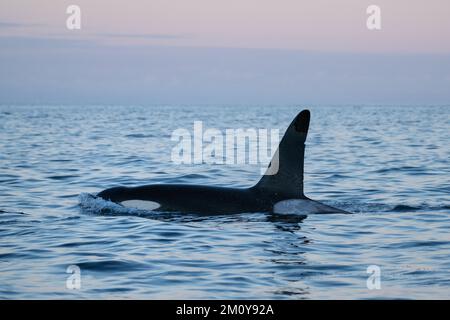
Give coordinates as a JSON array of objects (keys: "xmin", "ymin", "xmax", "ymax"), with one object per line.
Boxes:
[{"xmin": 97, "ymin": 110, "xmax": 350, "ymax": 215}]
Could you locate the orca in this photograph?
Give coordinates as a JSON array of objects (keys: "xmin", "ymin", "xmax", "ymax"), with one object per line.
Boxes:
[{"xmin": 97, "ymin": 110, "xmax": 350, "ymax": 215}]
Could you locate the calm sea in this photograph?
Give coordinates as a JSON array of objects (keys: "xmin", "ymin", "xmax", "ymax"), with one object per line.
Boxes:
[{"xmin": 0, "ymin": 105, "xmax": 449, "ymax": 299}]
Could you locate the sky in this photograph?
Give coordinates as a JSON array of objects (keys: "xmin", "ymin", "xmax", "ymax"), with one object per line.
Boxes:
[{"xmin": 0, "ymin": 0, "xmax": 449, "ymax": 105}]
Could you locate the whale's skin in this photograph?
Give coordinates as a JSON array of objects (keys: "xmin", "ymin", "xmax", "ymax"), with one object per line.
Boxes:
[
  {"xmin": 97, "ymin": 110, "xmax": 350, "ymax": 215},
  {"xmin": 97, "ymin": 184, "xmax": 305, "ymax": 214}
]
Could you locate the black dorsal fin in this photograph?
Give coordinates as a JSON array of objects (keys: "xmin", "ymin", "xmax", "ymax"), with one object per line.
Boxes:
[{"xmin": 254, "ymin": 109, "xmax": 310, "ymax": 199}]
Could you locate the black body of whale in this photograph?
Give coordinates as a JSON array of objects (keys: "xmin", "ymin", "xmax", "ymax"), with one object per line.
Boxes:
[{"xmin": 97, "ymin": 110, "xmax": 350, "ymax": 215}]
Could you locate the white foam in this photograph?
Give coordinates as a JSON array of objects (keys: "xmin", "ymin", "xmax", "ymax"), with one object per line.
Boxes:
[{"xmin": 78, "ymin": 193, "xmax": 153, "ymax": 216}]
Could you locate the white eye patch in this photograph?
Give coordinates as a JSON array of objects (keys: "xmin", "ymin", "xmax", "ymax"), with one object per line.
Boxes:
[{"xmin": 120, "ymin": 200, "xmax": 161, "ymax": 211}]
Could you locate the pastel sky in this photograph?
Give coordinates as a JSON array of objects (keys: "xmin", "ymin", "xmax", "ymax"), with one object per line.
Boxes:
[{"xmin": 1, "ymin": 0, "xmax": 449, "ymax": 104}]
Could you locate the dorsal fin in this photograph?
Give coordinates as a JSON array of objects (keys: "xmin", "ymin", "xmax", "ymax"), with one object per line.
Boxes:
[{"xmin": 254, "ymin": 109, "xmax": 310, "ymax": 199}]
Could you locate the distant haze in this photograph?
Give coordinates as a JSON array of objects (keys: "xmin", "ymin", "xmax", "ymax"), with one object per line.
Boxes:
[{"xmin": 0, "ymin": 0, "xmax": 449, "ymax": 104}]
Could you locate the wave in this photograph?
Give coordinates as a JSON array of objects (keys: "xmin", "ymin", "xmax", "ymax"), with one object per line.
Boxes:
[
  {"xmin": 317, "ymin": 200, "xmax": 450, "ymax": 214},
  {"xmin": 0, "ymin": 209, "xmax": 27, "ymax": 215},
  {"xmin": 124, "ymin": 133, "xmax": 155, "ymax": 138}
]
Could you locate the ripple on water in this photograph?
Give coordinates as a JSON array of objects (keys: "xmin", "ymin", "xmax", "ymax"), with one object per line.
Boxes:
[{"xmin": 0, "ymin": 105, "xmax": 449, "ymax": 299}]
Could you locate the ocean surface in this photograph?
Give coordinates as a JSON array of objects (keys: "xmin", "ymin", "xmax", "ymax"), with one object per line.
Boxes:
[{"xmin": 0, "ymin": 105, "xmax": 449, "ymax": 299}]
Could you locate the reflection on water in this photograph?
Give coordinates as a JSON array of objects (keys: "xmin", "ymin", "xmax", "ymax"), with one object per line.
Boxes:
[{"xmin": 0, "ymin": 105, "xmax": 449, "ymax": 299}]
